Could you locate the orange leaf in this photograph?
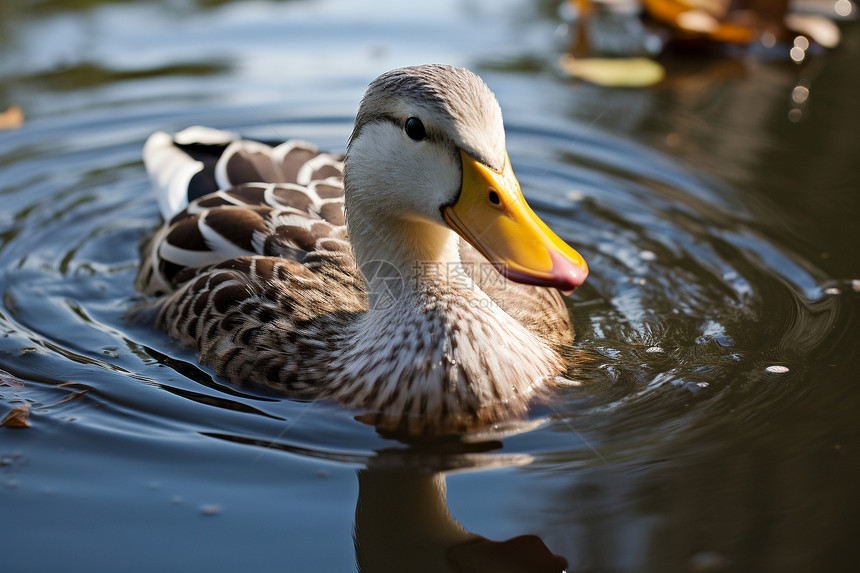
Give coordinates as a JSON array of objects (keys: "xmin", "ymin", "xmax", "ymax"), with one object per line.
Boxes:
[
  {"xmin": 642, "ymin": 0, "xmax": 753, "ymax": 44},
  {"xmin": 0, "ymin": 104, "xmax": 24, "ymax": 131},
  {"xmin": 2, "ymin": 405, "xmax": 31, "ymax": 428}
]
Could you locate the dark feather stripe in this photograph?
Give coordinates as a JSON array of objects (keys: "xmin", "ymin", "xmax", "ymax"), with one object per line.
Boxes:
[
  {"xmin": 310, "ymin": 164, "xmax": 342, "ymax": 181},
  {"xmin": 224, "ymin": 145, "xmax": 281, "ymax": 185},
  {"xmin": 314, "ymin": 183, "xmax": 344, "ymax": 199},
  {"xmin": 175, "ymin": 141, "xmax": 232, "ymax": 201},
  {"xmin": 224, "ymin": 184, "xmax": 268, "ymax": 206},
  {"xmin": 201, "ymin": 207, "xmax": 269, "ymax": 253},
  {"xmin": 318, "ymin": 202, "xmax": 344, "ymax": 226},
  {"xmin": 278, "ymin": 147, "xmax": 319, "ymax": 182},
  {"xmin": 164, "ymin": 216, "xmax": 208, "ymax": 251},
  {"xmin": 270, "ymin": 186, "xmax": 315, "ymax": 212}
]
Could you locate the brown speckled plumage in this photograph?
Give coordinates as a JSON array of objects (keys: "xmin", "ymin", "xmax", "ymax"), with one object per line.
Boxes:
[{"xmin": 137, "ymin": 65, "xmax": 577, "ymax": 434}]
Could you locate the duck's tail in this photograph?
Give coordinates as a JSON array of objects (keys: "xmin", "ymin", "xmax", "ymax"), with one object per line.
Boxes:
[
  {"xmin": 142, "ymin": 126, "xmax": 345, "ymax": 221},
  {"xmin": 137, "ymin": 127, "xmax": 348, "ymax": 297},
  {"xmin": 142, "ymin": 126, "xmax": 239, "ymax": 220}
]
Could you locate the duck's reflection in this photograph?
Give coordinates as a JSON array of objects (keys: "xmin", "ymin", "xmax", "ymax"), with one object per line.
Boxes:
[
  {"xmin": 205, "ymin": 427, "xmax": 567, "ymax": 573},
  {"xmin": 354, "ymin": 448, "xmax": 568, "ymax": 573}
]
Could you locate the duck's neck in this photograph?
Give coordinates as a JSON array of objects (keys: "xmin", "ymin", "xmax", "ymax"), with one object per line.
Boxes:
[
  {"xmin": 350, "ymin": 216, "xmax": 464, "ymax": 309},
  {"xmin": 321, "ymin": 216, "xmax": 562, "ymax": 432}
]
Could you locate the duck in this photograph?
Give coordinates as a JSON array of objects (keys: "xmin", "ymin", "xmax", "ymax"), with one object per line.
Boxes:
[{"xmin": 136, "ymin": 64, "xmax": 588, "ymax": 434}]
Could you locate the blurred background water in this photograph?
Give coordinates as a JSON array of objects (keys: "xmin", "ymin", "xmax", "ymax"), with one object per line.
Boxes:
[{"xmin": 0, "ymin": 0, "xmax": 858, "ymax": 571}]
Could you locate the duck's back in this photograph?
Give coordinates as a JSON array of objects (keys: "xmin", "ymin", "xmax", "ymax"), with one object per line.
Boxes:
[{"xmin": 136, "ymin": 127, "xmax": 351, "ymax": 296}]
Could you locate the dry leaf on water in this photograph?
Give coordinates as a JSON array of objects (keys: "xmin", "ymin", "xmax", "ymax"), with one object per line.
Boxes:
[
  {"xmin": 2, "ymin": 405, "xmax": 31, "ymax": 428},
  {"xmin": 0, "ymin": 104, "xmax": 24, "ymax": 131}
]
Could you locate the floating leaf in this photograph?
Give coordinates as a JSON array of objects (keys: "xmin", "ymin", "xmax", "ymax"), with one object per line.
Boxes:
[
  {"xmin": 642, "ymin": 0, "xmax": 754, "ymax": 43},
  {"xmin": 559, "ymin": 54, "xmax": 665, "ymax": 87},
  {"xmin": 2, "ymin": 405, "xmax": 31, "ymax": 428},
  {"xmin": 0, "ymin": 104, "xmax": 24, "ymax": 131}
]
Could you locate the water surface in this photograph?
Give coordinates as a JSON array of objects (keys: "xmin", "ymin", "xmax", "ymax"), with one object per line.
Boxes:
[{"xmin": 1, "ymin": 1, "xmax": 858, "ymax": 571}]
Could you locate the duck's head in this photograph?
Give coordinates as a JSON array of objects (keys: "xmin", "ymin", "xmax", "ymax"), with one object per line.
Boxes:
[{"xmin": 344, "ymin": 64, "xmax": 587, "ymax": 293}]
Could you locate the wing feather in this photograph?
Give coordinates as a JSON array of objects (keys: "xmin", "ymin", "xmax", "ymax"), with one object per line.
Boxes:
[{"xmin": 137, "ymin": 129, "xmax": 349, "ymax": 296}]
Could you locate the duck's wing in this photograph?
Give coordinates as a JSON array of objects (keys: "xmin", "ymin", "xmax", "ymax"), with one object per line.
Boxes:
[
  {"xmin": 136, "ymin": 128, "xmax": 348, "ymax": 296},
  {"xmin": 135, "ymin": 129, "xmax": 366, "ymax": 389},
  {"xmin": 142, "ymin": 126, "xmax": 344, "ymax": 220}
]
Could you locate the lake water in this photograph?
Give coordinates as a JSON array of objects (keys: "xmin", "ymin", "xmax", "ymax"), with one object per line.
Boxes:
[{"xmin": 1, "ymin": 1, "xmax": 858, "ymax": 571}]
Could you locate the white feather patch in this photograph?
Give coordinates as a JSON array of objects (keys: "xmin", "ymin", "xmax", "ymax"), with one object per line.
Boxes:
[{"xmin": 143, "ymin": 131, "xmax": 204, "ymax": 220}]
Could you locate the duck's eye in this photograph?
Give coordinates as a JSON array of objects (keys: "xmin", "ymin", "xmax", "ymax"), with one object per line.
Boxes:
[{"xmin": 404, "ymin": 117, "xmax": 426, "ymax": 141}]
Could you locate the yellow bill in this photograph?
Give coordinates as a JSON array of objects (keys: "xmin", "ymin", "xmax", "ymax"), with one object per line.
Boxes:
[{"xmin": 444, "ymin": 150, "xmax": 588, "ymax": 294}]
